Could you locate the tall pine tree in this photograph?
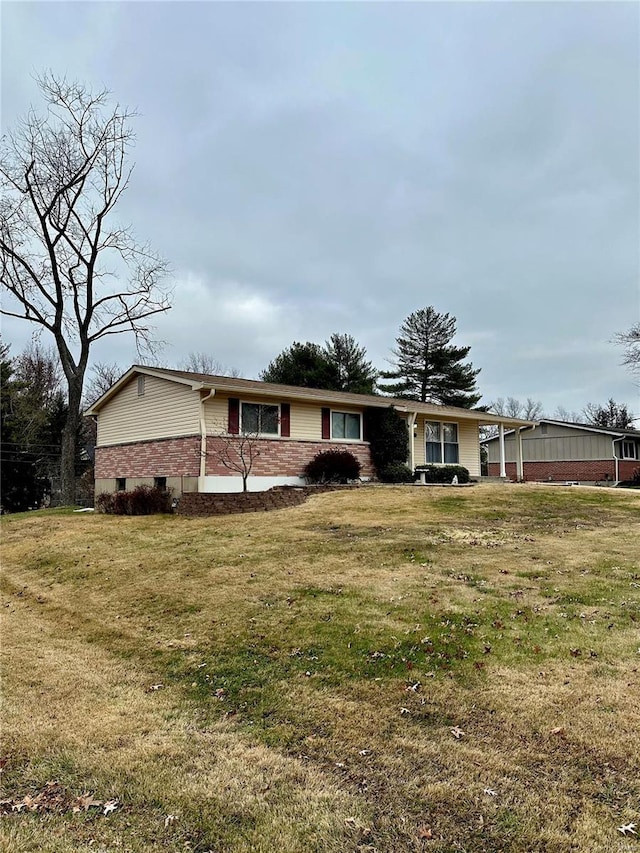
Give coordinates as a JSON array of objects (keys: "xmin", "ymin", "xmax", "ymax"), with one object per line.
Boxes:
[{"xmin": 380, "ymin": 307, "xmax": 481, "ymax": 408}]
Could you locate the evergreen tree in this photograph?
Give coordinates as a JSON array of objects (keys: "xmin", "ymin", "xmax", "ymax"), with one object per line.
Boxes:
[
  {"xmin": 324, "ymin": 333, "xmax": 377, "ymax": 394},
  {"xmin": 379, "ymin": 307, "xmax": 481, "ymax": 407},
  {"xmin": 260, "ymin": 342, "xmax": 340, "ymax": 389}
]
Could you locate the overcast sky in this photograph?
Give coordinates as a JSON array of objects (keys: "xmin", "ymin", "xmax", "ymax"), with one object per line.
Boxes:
[{"xmin": 2, "ymin": 1, "xmax": 639, "ymax": 417}]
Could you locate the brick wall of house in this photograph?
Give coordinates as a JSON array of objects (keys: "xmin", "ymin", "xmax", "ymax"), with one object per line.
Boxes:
[
  {"xmin": 95, "ymin": 436, "xmax": 201, "ymax": 478},
  {"xmin": 204, "ymin": 437, "xmax": 375, "ymax": 478},
  {"xmin": 487, "ymin": 459, "xmax": 639, "ymax": 482},
  {"xmin": 95, "ymin": 435, "xmax": 375, "ymax": 481}
]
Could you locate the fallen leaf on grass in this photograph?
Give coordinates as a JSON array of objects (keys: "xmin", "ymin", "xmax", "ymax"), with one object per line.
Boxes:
[
  {"xmin": 400, "ymin": 707, "xmax": 411, "ymax": 716},
  {"xmin": 72, "ymin": 793, "xmax": 103, "ymax": 813},
  {"xmin": 618, "ymin": 823, "xmax": 637, "ymax": 836},
  {"xmin": 417, "ymin": 824, "xmax": 433, "ymax": 839},
  {"xmin": 450, "ymin": 726, "xmax": 465, "ymax": 739},
  {"xmin": 147, "ymin": 684, "xmax": 163, "ymax": 692},
  {"xmin": 164, "ymin": 814, "xmax": 177, "ymax": 828},
  {"xmin": 550, "ymin": 726, "xmax": 566, "ymax": 737},
  {"xmin": 103, "ymin": 800, "xmax": 119, "ymax": 816},
  {"xmin": 483, "ymin": 788, "xmax": 497, "ymax": 797}
]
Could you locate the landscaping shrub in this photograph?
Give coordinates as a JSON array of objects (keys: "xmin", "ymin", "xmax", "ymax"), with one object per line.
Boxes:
[
  {"xmin": 303, "ymin": 450, "xmax": 361, "ymax": 484},
  {"xmin": 618, "ymin": 467, "xmax": 640, "ymax": 489},
  {"xmin": 414, "ymin": 464, "xmax": 470, "ymax": 484},
  {"xmin": 378, "ymin": 462, "xmax": 414, "ymax": 483},
  {"xmin": 96, "ymin": 485, "xmax": 173, "ymax": 515},
  {"xmin": 95, "ymin": 492, "xmax": 115, "ymax": 514},
  {"xmin": 365, "ymin": 406, "xmax": 409, "ymax": 477}
]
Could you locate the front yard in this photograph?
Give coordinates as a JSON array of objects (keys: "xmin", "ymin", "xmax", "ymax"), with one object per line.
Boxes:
[{"xmin": 1, "ymin": 484, "xmax": 638, "ymax": 852}]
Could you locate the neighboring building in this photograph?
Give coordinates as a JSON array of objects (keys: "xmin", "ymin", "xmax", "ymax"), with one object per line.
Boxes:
[
  {"xmin": 484, "ymin": 419, "xmax": 640, "ymax": 485},
  {"xmin": 86, "ymin": 366, "xmax": 534, "ymax": 495}
]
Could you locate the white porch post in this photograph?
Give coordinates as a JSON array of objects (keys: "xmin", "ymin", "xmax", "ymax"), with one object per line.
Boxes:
[
  {"xmin": 515, "ymin": 427, "xmax": 524, "ymax": 482},
  {"xmin": 498, "ymin": 423, "xmax": 507, "ymax": 478},
  {"xmin": 407, "ymin": 412, "xmax": 417, "ymax": 472}
]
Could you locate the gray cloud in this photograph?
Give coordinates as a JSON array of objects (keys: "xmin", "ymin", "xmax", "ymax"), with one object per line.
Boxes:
[{"xmin": 2, "ymin": 1, "xmax": 638, "ymax": 416}]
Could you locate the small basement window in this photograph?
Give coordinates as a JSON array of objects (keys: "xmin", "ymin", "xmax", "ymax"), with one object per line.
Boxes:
[
  {"xmin": 116, "ymin": 478, "xmax": 126, "ymax": 491},
  {"xmin": 154, "ymin": 476, "xmax": 167, "ymax": 490}
]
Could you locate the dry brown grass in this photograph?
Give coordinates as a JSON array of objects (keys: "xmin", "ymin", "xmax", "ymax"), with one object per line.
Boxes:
[{"xmin": 1, "ymin": 484, "xmax": 639, "ymax": 852}]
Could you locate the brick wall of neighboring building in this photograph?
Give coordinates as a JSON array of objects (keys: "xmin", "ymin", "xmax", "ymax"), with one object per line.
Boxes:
[
  {"xmin": 95, "ymin": 435, "xmax": 201, "ymax": 478},
  {"xmin": 487, "ymin": 459, "xmax": 639, "ymax": 483},
  {"xmin": 95, "ymin": 435, "xmax": 375, "ymax": 481}
]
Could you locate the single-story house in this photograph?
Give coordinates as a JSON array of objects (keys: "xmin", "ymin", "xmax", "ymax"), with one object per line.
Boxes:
[
  {"xmin": 483, "ymin": 419, "xmax": 640, "ymax": 485},
  {"xmin": 85, "ymin": 366, "xmax": 534, "ymax": 495}
]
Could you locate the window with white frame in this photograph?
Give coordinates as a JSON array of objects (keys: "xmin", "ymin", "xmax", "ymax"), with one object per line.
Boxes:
[
  {"xmin": 621, "ymin": 440, "xmax": 637, "ymax": 459},
  {"xmin": 425, "ymin": 421, "xmax": 459, "ymax": 464},
  {"xmin": 331, "ymin": 411, "xmax": 361, "ymax": 440},
  {"xmin": 241, "ymin": 402, "xmax": 279, "ymax": 435}
]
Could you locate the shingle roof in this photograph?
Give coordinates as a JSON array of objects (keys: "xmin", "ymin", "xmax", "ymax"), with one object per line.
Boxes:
[
  {"xmin": 86, "ymin": 364, "xmax": 536, "ymax": 427},
  {"xmin": 482, "ymin": 418, "xmax": 640, "ymax": 442}
]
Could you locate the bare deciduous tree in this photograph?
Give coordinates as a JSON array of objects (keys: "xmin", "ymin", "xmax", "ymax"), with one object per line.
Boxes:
[
  {"xmin": 208, "ymin": 427, "xmax": 261, "ymax": 492},
  {"xmin": 490, "ymin": 397, "xmax": 544, "ymax": 421},
  {"xmin": 615, "ymin": 323, "xmax": 640, "ymax": 374},
  {"xmin": 0, "ymin": 74, "xmax": 171, "ymax": 503},
  {"xmin": 553, "ymin": 406, "xmax": 585, "ymax": 424},
  {"xmin": 178, "ymin": 352, "xmax": 241, "ymax": 377},
  {"xmin": 83, "ymin": 361, "xmax": 125, "ymax": 407},
  {"xmin": 583, "ymin": 399, "xmax": 633, "ymax": 429}
]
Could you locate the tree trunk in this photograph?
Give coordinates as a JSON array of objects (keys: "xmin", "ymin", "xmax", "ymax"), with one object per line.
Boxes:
[{"xmin": 60, "ymin": 375, "xmax": 83, "ymax": 505}]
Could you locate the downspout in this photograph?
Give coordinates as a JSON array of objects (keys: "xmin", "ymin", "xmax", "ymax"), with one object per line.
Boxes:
[
  {"xmin": 515, "ymin": 427, "xmax": 524, "ymax": 482},
  {"xmin": 199, "ymin": 389, "xmax": 216, "ymax": 487},
  {"xmin": 612, "ymin": 438, "xmax": 620, "ymax": 485}
]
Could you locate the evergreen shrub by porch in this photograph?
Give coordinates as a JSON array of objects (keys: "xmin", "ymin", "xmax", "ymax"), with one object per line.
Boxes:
[
  {"xmin": 378, "ymin": 462, "xmax": 414, "ymax": 483},
  {"xmin": 414, "ymin": 464, "xmax": 470, "ymax": 484},
  {"xmin": 303, "ymin": 450, "xmax": 361, "ymax": 484},
  {"xmin": 96, "ymin": 485, "xmax": 173, "ymax": 515},
  {"xmin": 365, "ymin": 406, "xmax": 409, "ymax": 479}
]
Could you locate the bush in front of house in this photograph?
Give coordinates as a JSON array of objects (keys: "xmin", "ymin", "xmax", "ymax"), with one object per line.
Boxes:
[
  {"xmin": 617, "ymin": 467, "xmax": 640, "ymax": 489},
  {"xmin": 303, "ymin": 450, "xmax": 361, "ymax": 484},
  {"xmin": 414, "ymin": 464, "xmax": 470, "ymax": 484},
  {"xmin": 378, "ymin": 462, "xmax": 414, "ymax": 483},
  {"xmin": 96, "ymin": 485, "xmax": 173, "ymax": 515},
  {"xmin": 365, "ymin": 406, "xmax": 409, "ymax": 479}
]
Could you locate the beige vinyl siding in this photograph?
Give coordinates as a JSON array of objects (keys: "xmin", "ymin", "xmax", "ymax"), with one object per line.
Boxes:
[
  {"xmin": 97, "ymin": 375, "xmax": 200, "ymax": 446},
  {"xmin": 486, "ymin": 429, "xmax": 613, "ymax": 463},
  {"xmin": 203, "ymin": 394, "xmax": 230, "ymax": 434},
  {"xmin": 291, "ymin": 402, "xmax": 322, "ymax": 440},
  {"xmin": 414, "ymin": 417, "xmax": 480, "ymax": 475},
  {"xmin": 204, "ymin": 395, "xmax": 364, "ymax": 442},
  {"xmin": 458, "ymin": 420, "xmax": 481, "ymax": 475}
]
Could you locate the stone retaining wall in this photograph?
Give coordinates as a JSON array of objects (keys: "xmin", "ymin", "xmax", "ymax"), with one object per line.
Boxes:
[{"xmin": 176, "ymin": 484, "xmax": 358, "ymax": 517}]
